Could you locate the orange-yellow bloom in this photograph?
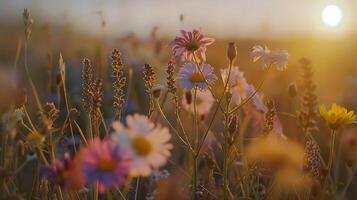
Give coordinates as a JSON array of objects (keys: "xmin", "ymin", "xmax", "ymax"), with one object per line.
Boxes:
[{"xmin": 319, "ymin": 104, "xmax": 357, "ymax": 130}]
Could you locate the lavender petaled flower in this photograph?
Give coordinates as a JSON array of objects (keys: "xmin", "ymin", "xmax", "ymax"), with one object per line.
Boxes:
[{"xmin": 178, "ymin": 62, "xmax": 217, "ymax": 90}]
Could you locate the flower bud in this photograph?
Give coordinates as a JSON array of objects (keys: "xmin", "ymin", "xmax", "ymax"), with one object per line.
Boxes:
[
  {"xmin": 17, "ymin": 140, "xmax": 25, "ymax": 157},
  {"xmin": 227, "ymin": 42, "xmax": 237, "ymax": 63},
  {"xmin": 228, "ymin": 115, "xmax": 239, "ymax": 145},
  {"xmin": 185, "ymin": 91, "xmax": 192, "ymax": 105},
  {"xmin": 288, "ymin": 83, "xmax": 297, "ymax": 97},
  {"xmin": 151, "ymin": 85, "xmax": 163, "ymax": 99}
]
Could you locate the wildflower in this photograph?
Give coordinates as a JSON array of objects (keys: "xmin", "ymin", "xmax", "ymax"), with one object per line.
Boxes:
[
  {"xmin": 170, "ymin": 29, "xmax": 214, "ymax": 62},
  {"xmin": 182, "ymin": 90, "xmax": 214, "ymax": 119},
  {"xmin": 303, "ymin": 141, "xmax": 321, "ymax": 179},
  {"xmin": 250, "ymin": 45, "xmax": 289, "ymax": 70},
  {"xmin": 220, "ymin": 67, "xmax": 249, "ymax": 105},
  {"xmin": 41, "ymin": 153, "xmax": 79, "ymax": 190},
  {"xmin": 1, "ymin": 108, "xmax": 24, "ymax": 130},
  {"xmin": 25, "ymin": 131, "xmax": 45, "ymax": 146},
  {"xmin": 166, "ymin": 60, "xmax": 177, "ymax": 94},
  {"xmin": 143, "ymin": 63, "xmax": 156, "ymax": 91},
  {"xmin": 245, "ymin": 133, "xmax": 304, "ymax": 171},
  {"xmin": 77, "ymin": 137, "xmax": 129, "ymax": 192},
  {"xmin": 262, "ymin": 100, "xmax": 276, "ymax": 134},
  {"xmin": 319, "ymin": 104, "xmax": 357, "ymax": 130},
  {"xmin": 297, "ymin": 58, "xmax": 319, "ymax": 133},
  {"xmin": 112, "ymin": 49, "xmax": 127, "ymax": 111},
  {"xmin": 112, "ymin": 114, "xmax": 173, "ymax": 177},
  {"xmin": 178, "ymin": 62, "xmax": 217, "ymax": 90}
]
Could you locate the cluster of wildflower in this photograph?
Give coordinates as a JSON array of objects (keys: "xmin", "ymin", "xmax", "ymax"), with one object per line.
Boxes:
[{"xmin": 41, "ymin": 114, "xmax": 173, "ymax": 193}]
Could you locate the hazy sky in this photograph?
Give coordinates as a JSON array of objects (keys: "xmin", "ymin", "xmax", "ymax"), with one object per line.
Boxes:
[{"xmin": 1, "ymin": 0, "xmax": 356, "ymax": 39}]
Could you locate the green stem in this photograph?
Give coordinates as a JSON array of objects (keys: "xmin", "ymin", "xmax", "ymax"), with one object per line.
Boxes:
[
  {"xmin": 134, "ymin": 177, "xmax": 140, "ymax": 200},
  {"xmin": 322, "ymin": 130, "xmax": 336, "ymax": 197},
  {"xmin": 193, "ymin": 87, "xmax": 198, "ymax": 199}
]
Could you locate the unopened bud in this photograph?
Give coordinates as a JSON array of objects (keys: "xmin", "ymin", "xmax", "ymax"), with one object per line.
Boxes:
[
  {"xmin": 151, "ymin": 85, "xmax": 163, "ymax": 98},
  {"xmin": 185, "ymin": 91, "xmax": 192, "ymax": 105},
  {"xmin": 228, "ymin": 115, "xmax": 239, "ymax": 145},
  {"xmin": 17, "ymin": 140, "xmax": 25, "ymax": 157},
  {"xmin": 288, "ymin": 83, "xmax": 297, "ymax": 97},
  {"xmin": 227, "ymin": 42, "xmax": 237, "ymax": 63}
]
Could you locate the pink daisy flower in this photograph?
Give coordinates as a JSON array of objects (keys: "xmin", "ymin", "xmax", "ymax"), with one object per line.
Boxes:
[
  {"xmin": 76, "ymin": 137, "xmax": 130, "ymax": 193},
  {"xmin": 170, "ymin": 29, "xmax": 215, "ymax": 62}
]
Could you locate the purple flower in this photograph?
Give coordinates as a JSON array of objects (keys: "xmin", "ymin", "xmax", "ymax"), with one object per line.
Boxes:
[
  {"xmin": 178, "ymin": 62, "xmax": 217, "ymax": 90},
  {"xmin": 77, "ymin": 137, "xmax": 130, "ymax": 193},
  {"xmin": 41, "ymin": 153, "xmax": 79, "ymax": 190}
]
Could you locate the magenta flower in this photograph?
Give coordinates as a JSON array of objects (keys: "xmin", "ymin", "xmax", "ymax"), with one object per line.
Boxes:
[
  {"xmin": 77, "ymin": 137, "xmax": 130, "ymax": 193},
  {"xmin": 41, "ymin": 153, "xmax": 81, "ymax": 190},
  {"xmin": 170, "ymin": 29, "xmax": 215, "ymax": 62}
]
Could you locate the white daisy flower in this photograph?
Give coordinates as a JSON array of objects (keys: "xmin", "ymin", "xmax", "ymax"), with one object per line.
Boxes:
[
  {"xmin": 112, "ymin": 114, "xmax": 173, "ymax": 177},
  {"xmin": 251, "ymin": 45, "xmax": 289, "ymax": 71}
]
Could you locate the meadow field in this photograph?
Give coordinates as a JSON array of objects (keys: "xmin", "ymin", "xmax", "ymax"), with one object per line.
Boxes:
[{"xmin": 0, "ymin": 2, "xmax": 356, "ymax": 200}]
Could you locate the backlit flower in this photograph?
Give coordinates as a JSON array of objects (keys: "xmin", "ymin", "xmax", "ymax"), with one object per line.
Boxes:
[
  {"xmin": 170, "ymin": 29, "xmax": 214, "ymax": 62},
  {"xmin": 76, "ymin": 137, "xmax": 129, "ymax": 193},
  {"xmin": 220, "ymin": 66, "xmax": 249, "ymax": 105},
  {"xmin": 246, "ymin": 133, "xmax": 304, "ymax": 171},
  {"xmin": 25, "ymin": 131, "xmax": 45, "ymax": 146},
  {"xmin": 182, "ymin": 89, "xmax": 214, "ymax": 119},
  {"xmin": 246, "ymin": 133, "xmax": 311, "ymax": 197},
  {"xmin": 112, "ymin": 114, "xmax": 173, "ymax": 177},
  {"xmin": 251, "ymin": 45, "xmax": 289, "ymax": 70},
  {"xmin": 319, "ymin": 104, "xmax": 357, "ymax": 130},
  {"xmin": 178, "ymin": 62, "xmax": 217, "ymax": 90}
]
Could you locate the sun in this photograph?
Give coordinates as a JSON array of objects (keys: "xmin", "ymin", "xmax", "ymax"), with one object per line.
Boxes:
[{"xmin": 321, "ymin": 4, "xmax": 342, "ymax": 27}]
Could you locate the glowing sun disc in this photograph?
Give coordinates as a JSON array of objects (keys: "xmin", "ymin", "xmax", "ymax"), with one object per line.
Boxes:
[{"xmin": 322, "ymin": 5, "xmax": 342, "ymax": 27}]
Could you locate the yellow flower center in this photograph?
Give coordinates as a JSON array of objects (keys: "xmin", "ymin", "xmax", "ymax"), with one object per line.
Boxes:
[
  {"xmin": 132, "ymin": 136, "xmax": 152, "ymax": 156},
  {"xmin": 189, "ymin": 72, "xmax": 205, "ymax": 83},
  {"xmin": 185, "ymin": 40, "xmax": 199, "ymax": 52},
  {"xmin": 25, "ymin": 132, "xmax": 44, "ymax": 144},
  {"xmin": 96, "ymin": 159, "xmax": 117, "ymax": 172}
]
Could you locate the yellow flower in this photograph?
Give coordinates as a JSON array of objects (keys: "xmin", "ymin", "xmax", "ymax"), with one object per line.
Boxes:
[
  {"xmin": 245, "ymin": 133, "xmax": 304, "ymax": 171},
  {"xmin": 319, "ymin": 104, "xmax": 357, "ymax": 130},
  {"xmin": 25, "ymin": 132, "xmax": 45, "ymax": 146}
]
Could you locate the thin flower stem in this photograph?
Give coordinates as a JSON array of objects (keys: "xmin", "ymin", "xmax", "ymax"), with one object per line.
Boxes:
[
  {"xmin": 73, "ymin": 120, "xmax": 88, "ymax": 145},
  {"xmin": 322, "ymin": 130, "xmax": 336, "ymax": 197},
  {"xmin": 24, "ymin": 41, "xmax": 43, "ymax": 112},
  {"xmin": 195, "ymin": 59, "xmax": 233, "ymax": 157},
  {"xmin": 193, "ymin": 87, "xmax": 199, "ymax": 199},
  {"xmin": 114, "ymin": 186, "xmax": 127, "ymax": 200},
  {"xmin": 134, "ymin": 177, "xmax": 140, "ymax": 200},
  {"xmin": 155, "ymin": 99, "xmax": 194, "ymax": 152},
  {"xmin": 192, "ymin": 54, "xmax": 225, "ymax": 113},
  {"xmin": 222, "ymin": 60, "xmax": 233, "ymax": 200},
  {"xmin": 229, "ymin": 65, "xmax": 272, "ymax": 115}
]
